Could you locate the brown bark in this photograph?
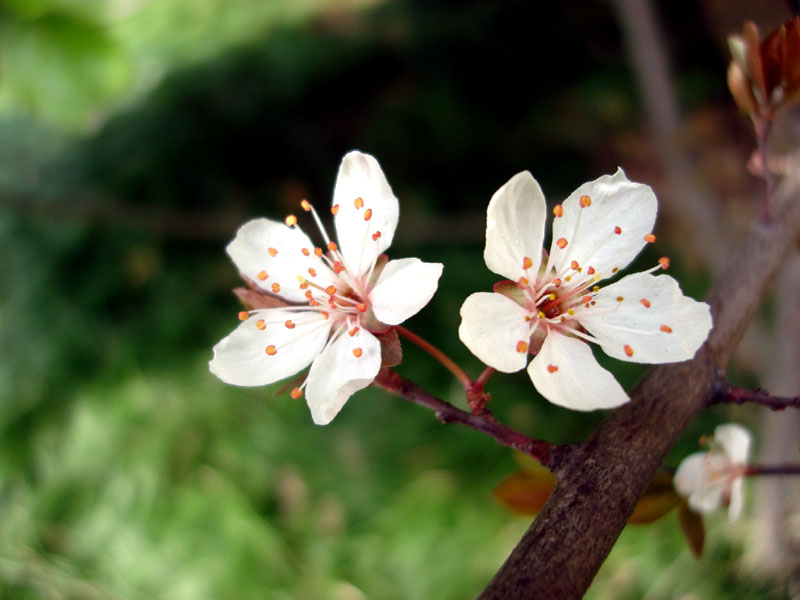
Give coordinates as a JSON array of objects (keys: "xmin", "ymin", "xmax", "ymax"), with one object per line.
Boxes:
[{"xmin": 479, "ymin": 187, "xmax": 800, "ymax": 599}]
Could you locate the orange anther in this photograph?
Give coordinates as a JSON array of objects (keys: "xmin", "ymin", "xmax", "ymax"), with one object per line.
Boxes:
[
  {"xmin": 238, "ymin": 311, "xmax": 249, "ymax": 321},
  {"xmin": 257, "ymin": 270, "xmax": 268, "ymax": 281},
  {"xmin": 256, "ymin": 319, "xmax": 266, "ymax": 330},
  {"xmin": 285, "ymin": 214, "xmax": 298, "ymax": 227},
  {"xmin": 552, "ymin": 278, "xmax": 562, "ymax": 287},
  {"xmin": 612, "ymin": 267, "xmax": 619, "ymax": 273},
  {"xmin": 349, "ymin": 327, "xmax": 360, "ymax": 337},
  {"xmin": 582, "ymin": 295, "xmax": 592, "ymax": 305},
  {"xmin": 547, "ymin": 364, "xmax": 559, "ymax": 373},
  {"xmin": 308, "ymin": 299, "xmax": 319, "ymax": 306},
  {"xmin": 308, "ymin": 268, "xmax": 317, "ymax": 277},
  {"xmin": 302, "ymin": 248, "xmax": 310, "ymax": 256},
  {"xmin": 660, "ymin": 324, "xmax": 673, "ymax": 333},
  {"xmin": 331, "ymin": 204, "xmax": 340, "ymax": 216},
  {"xmin": 523, "ymin": 256, "xmax": 533, "ymax": 269},
  {"xmin": 640, "ymin": 298, "xmax": 651, "ymax": 308},
  {"xmin": 571, "ymin": 260, "xmax": 580, "ymax": 271},
  {"xmin": 372, "ymin": 231, "xmax": 382, "ymax": 241},
  {"xmin": 333, "ymin": 262, "xmax": 345, "ymax": 274},
  {"xmin": 290, "ymin": 387, "xmax": 303, "ymax": 399},
  {"xmin": 321, "ymin": 311, "xmax": 330, "ymax": 320},
  {"xmin": 354, "ymin": 197, "xmax": 364, "ymax": 209},
  {"xmin": 299, "ymin": 281, "xmax": 309, "ymax": 289},
  {"xmin": 579, "ymin": 195, "xmax": 591, "ymax": 207},
  {"xmin": 314, "ymin": 247, "xmax": 323, "ymax": 257},
  {"xmin": 616, "ymin": 296, "xmax": 624, "ymax": 302},
  {"xmin": 356, "ymin": 303, "xmax": 367, "ymax": 313},
  {"xmin": 587, "ymin": 266, "xmax": 595, "ymax": 275},
  {"xmin": 271, "ymin": 283, "xmax": 281, "ymax": 293},
  {"xmin": 516, "ymin": 341, "xmax": 529, "ymax": 353},
  {"xmin": 300, "ymin": 199, "xmax": 312, "ymax": 212},
  {"xmin": 624, "ymin": 345, "xmax": 634, "ymax": 357},
  {"xmin": 327, "ymin": 241, "xmax": 338, "ymax": 251},
  {"xmin": 363, "ymin": 208, "xmax": 373, "ymax": 221},
  {"xmin": 268, "ymin": 247, "xmax": 278, "ymax": 257},
  {"xmin": 556, "ymin": 237, "xmax": 568, "ymax": 249},
  {"xmin": 644, "ymin": 234, "xmax": 656, "ymax": 243},
  {"xmin": 553, "ymin": 204, "xmax": 563, "ymax": 217},
  {"xmin": 518, "ymin": 277, "xmax": 529, "ymax": 288},
  {"xmin": 658, "ymin": 257, "xmax": 670, "ymax": 270},
  {"xmin": 614, "ymin": 226, "xmax": 622, "ymax": 235},
  {"xmin": 305, "ymin": 290, "xmax": 313, "ymax": 299},
  {"xmin": 265, "ymin": 345, "xmax": 277, "ymax": 356},
  {"xmin": 326, "ymin": 285, "xmax": 337, "ymax": 296},
  {"xmin": 353, "ymin": 347, "xmax": 363, "ymax": 358},
  {"xmin": 285, "ymin": 320, "xmax": 296, "ymax": 329}
]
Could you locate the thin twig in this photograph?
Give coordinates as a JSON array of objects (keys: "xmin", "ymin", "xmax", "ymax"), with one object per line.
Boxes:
[
  {"xmin": 395, "ymin": 326, "xmax": 473, "ymax": 388},
  {"xmin": 711, "ymin": 376, "xmax": 800, "ymax": 411},
  {"xmin": 373, "ymin": 368, "xmax": 553, "ymax": 465},
  {"xmin": 745, "ymin": 464, "xmax": 800, "ymax": 476}
]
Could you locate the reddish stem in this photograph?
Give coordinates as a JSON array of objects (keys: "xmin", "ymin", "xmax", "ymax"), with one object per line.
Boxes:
[
  {"xmin": 373, "ymin": 368, "xmax": 553, "ymax": 465},
  {"xmin": 754, "ymin": 117, "xmax": 773, "ymax": 221},
  {"xmin": 395, "ymin": 325, "xmax": 473, "ymax": 388},
  {"xmin": 744, "ymin": 464, "xmax": 800, "ymax": 476},
  {"xmin": 711, "ymin": 377, "xmax": 800, "ymax": 411}
]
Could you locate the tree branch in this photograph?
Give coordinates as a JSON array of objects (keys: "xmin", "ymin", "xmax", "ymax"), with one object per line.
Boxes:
[
  {"xmin": 373, "ymin": 368, "xmax": 554, "ymax": 465},
  {"xmin": 479, "ymin": 183, "xmax": 800, "ymax": 599},
  {"xmin": 711, "ymin": 380, "xmax": 800, "ymax": 410}
]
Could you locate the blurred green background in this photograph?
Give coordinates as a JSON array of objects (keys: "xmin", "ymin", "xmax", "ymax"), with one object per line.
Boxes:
[{"xmin": 0, "ymin": 0, "xmax": 793, "ymax": 598}]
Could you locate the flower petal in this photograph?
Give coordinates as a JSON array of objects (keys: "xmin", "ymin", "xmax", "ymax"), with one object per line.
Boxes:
[
  {"xmin": 527, "ymin": 330, "xmax": 629, "ymax": 410},
  {"xmin": 728, "ymin": 477, "xmax": 744, "ymax": 521},
  {"xmin": 674, "ymin": 453, "xmax": 726, "ymax": 515},
  {"xmin": 484, "ymin": 171, "xmax": 547, "ymax": 281},
  {"xmin": 579, "ymin": 273, "xmax": 712, "ymax": 364},
  {"xmin": 458, "ymin": 292, "xmax": 531, "ymax": 373},
  {"xmin": 547, "ymin": 169, "xmax": 657, "ymax": 281},
  {"xmin": 369, "ymin": 258, "xmax": 443, "ymax": 325},
  {"xmin": 673, "ymin": 453, "xmax": 709, "ymax": 498},
  {"xmin": 209, "ymin": 308, "xmax": 332, "ymax": 386},
  {"xmin": 333, "ymin": 151, "xmax": 399, "ymax": 279},
  {"xmin": 227, "ymin": 218, "xmax": 336, "ymax": 303},
  {"xmin": 715, "ymin": 423, "xmax": 751, "ymax": 465},
  {"xmin": 305, "ymin": 328, "xmax": 382, "ymax": 425}
]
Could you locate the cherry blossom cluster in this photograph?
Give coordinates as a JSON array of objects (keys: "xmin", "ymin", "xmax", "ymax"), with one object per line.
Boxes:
[{"xmin": 210, "ymin": 151, "xmax": 712, "ymax": 423}]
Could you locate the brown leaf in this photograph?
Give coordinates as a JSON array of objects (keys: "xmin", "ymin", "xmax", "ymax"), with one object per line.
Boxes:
[
  {"xmin": 677, "ymin": 500, "xmax": 705, "ymax": 557},
  {"xmin": 782, "ymin": 17, "xmax": 800, "ymax": 95},
  {"xmin": 493, "ymin": 467, "xmax": 556, "ymax": 516},
  {"xmin": 233, "ymin": 286, "xmax": 288, "ymax": 310},
  {"xmin": 377, "ymin": 327, "xmax": 403, "ymax": 367},
  {"xmin": 628, "ymin": 470, "xmax": 681, "ymax": 524},
  {"xmin": 760, "ymin": 24, "xmax": 786, "ymax": 99}
]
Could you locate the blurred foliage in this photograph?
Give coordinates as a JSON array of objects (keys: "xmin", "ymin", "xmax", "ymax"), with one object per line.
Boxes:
[{"xmin": 0, "ymin": 0, "xmax": 785, "ymax": 598}]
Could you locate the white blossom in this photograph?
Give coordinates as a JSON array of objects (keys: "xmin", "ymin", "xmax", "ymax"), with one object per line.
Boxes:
[
  {"xmin": 459, "ymin": 169, "xmax": 712, "ymax": 410},
  {"xmin": 210, "ymin": 151, "xmax": 443, "ymax": 424},
  {"xmin": 674, "ymin": 423, "xmax": 752, "ymax": 520}
]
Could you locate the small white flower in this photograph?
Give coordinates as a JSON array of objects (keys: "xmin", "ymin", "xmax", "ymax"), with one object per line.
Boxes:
[
  {"xmin": 210, "ymin": 151, "xmax": 443, "ymax": 425},
  {"xmin": 458, "ymin": 169, "xmax": 712, "ymax": 410},
  {"xmin": 674, "ymin": 423, "xmax": 752, "ymax": 520}
]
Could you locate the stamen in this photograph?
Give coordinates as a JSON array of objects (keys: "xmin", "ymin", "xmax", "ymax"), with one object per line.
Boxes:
[
  {"xmin": 553, "ymin": 205, "xmax": 563, "ymax": 217},
  {"xmin": 556, "ymin": 238, "xmax": 568, "ymax": 249},
  {"xmin": 516, "ymin": 340, "xmax": 528, "ymax": 353},
  {"xmin": 658, "ymin": 257, "xmax": 670, "ymax": 270},
  {"xmin": 356, "ymin": 303, "xmax": 367, "ymax": 313},
  {"xmin": 266, "ymin": 345, "xmax": 277, "ymax": 356},
  {"xmin": 612, "ymin": 267, "xmax": 619, "ymax": 273},
  {"xmin": 640, "ymin": 298, "xmax": 651, "ymax": 308},
  {"xmin": 518, "ymin": 277, "xmax": 529, "ymax": 288},
  {"xmin": 353, "ymin": 347, "xmax": 363, "ymax": 357},
  {"xmin": 372, "ymin": 231, "xmax": 382, "ymax": 241},
  {"xmin": 552, "ymin": 278, "xmax": 561, "ymax": 287},
  {"xmin": 290, "ymin": 387, "xmax": 303, "ymax": 399},
  {"xmin": 354, "ymin": 197, "xmax": 364, "ymax": 209},
  {"xmin": 238, "ymin": 311, "xmax": 249, "ymax": 321},
  {"xmin": 547, "ymin": 364, "xmax": 559, "ymax": 373},
  {"xmin": 256, "ymin": 319, "xmax": 266, "ymax": 330},
  {"xmin": 616, "ymin": 296, "xmax": 624, "ymax": 302},
  {"xmin": 660, "ymin": 325, "xmax": 673, "ymax": 333},
  {"xmin": 333, "ymin": 262, "xmax": 345, "ymax": 274},
  {"xmin": 523, "ymin": 256, "xmax": 533, "ymax": 269},
  {"xmin": 321, "ymin": 311, "xmax": 330, "ymax": 320},
  {"xmin": 327, "ymin": 241, "xmax": 338, "ymax": 252},
  {"xmin": 285, "ymin": 215, "xmax": 298, "ymax": 227},
  {"xmin": 349, "ymin": 326, "xmax": 360, "ymax": 336},
  {"xmin": 300, "ymin": 199, "xmax": 312, "ymax": 212},
  {"xmin": 326, "ymin": 285, "xmax": 337, "ymax": 295},
  {"xmin": 579, "ymin": 195, "xmax": 591, "ymax": 207},
  {"xmin": 305, "ymin": 290, "xmax": 313, "ymax": 299},
  {"xmin": 314, "ymin": 247, "xmax": 323, "ymax": 257},
  {"xmin": 644, "ymin": 234, "xmax": 656, "ymax": 243},
  {"xmin": 592, "ymin": 285, "xmax": 600, "ymax": 292},
  {"xmin": 331, "ymin": 204, "xmax": 340, "ymax": 216},
  {"xmin": 271, "ymin": 283, "xmax": 281, "ymax": 293},
  {"xmin": 308, "ymin": 268, "xmax": 317, "ymax": 277},
  {"xmin": 624, "ymin": 345, "xmax": 634, "ymax": 357},
  {"xmin": 571, "ymin": 260, "xmax": 580, "ymax": 271},
  {"xmin": 363, "ymin": 208, "xmax": 373, "ymax": 221},
  {"xmin": 614, "ymin": 226, "xmax": 622, "ymax": 235},
  {"xmin": 268, "ymin": 248, "xmax": 278, "ymax": 257},
  {"xmin": 257, "ymin": 271, "xmax": 268, "ymax": 281}
]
